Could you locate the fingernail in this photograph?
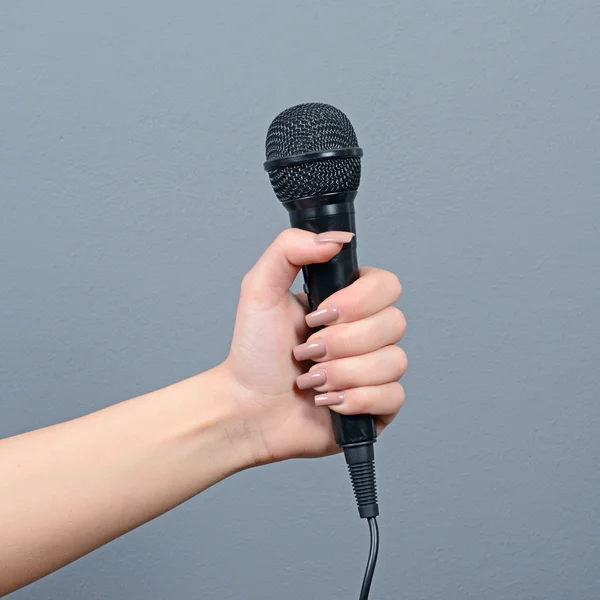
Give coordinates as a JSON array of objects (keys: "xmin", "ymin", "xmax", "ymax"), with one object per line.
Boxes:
[
  {"xmin": 315, "ymin": 391, "xmax": 346, "ymax": 407},
  {"xmin": 314, "ymin": 231, "xmax": 355, "ymax": 244},
  {"xmin": 296, "ymin": 369, "xmax": 327, "ymax": 390},
  {"xmin": 293, "ymin": 338, "xmax": 327, "ymax": 361},
  {"xmin": 305, "ymin": 307, "xmax": 339, "ymax": 328}
]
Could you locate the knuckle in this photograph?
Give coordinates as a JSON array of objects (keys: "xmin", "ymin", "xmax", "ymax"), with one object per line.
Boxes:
[
  {"xmin": 392, "ymin": 382, "xmax": 406, "ymax": 410},
  {"xmin": 240, "ymin": 271, "xmax": 254, "ymax": 295},
  {"xmin": 276, "ymin": 228, "xmax": 299, "ymax": 247},
  {"xmin": 389, "ymin": 345, "xmax": 408, "ymax": 377},
  {"xmin": 385, "ymin": 272, "xmax": 403, "ymax": 302},
  {"xmin": 388, "ymin": 307, "xmax": 407, "ymax": 341}
]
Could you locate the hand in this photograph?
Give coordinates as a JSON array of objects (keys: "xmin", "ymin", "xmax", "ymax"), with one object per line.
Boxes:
[
  {"xmin": 0, "ymin": 227, "xmax": 406, "ymax": 595},
  {"xmin": 220, "ymin": 228, "xmax": 407, "ymax": 465}
]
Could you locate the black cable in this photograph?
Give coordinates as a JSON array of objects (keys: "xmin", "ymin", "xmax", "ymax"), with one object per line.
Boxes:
[{"xmin": 359, "ymin": 517, "xmax": 380, "ymax": 600}]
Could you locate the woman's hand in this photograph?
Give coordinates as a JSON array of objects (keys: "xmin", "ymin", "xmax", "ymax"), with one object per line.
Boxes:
[
  {"xmin": 0, "ymin": 227, "xmax": 406, "ymax": 595},
  {"xmin": 220, "ymin": 228, "xmax": 407, "ymax": 465}
]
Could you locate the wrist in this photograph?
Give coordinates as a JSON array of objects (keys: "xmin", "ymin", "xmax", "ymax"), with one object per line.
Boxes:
[{"xmin": 188, "ymin": 365, "xmax": 268, "ymax": 472}]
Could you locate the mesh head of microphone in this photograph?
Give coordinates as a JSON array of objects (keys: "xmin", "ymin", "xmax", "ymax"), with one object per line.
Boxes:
[{"xmin": 265, "ymin": 103, "xmax": 361, "ymax": 202}]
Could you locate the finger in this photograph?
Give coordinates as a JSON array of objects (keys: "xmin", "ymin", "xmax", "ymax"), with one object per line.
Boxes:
[
  {"xmin": 242, "ymin": 229, "xmax": 354, "ymax": 308},
  {"xmin": 304, "ymin": 267, "xmax": 402, "ymax": 328},
  {"xmin": 295, "ymin": 345, "xmax": 407, "ymax": 392},
  {"xmin": 293, "ymin": 306, "xmax": 406, "ymax": 363},
  {"xmin": 312, "ymin": 382, "xmax": 405, "ymax": 420}
]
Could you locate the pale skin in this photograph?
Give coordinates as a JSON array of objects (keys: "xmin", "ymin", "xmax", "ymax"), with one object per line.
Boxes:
[{"xmin": 0, "ymin": 229, "xmax": 407, "ymax": 596}]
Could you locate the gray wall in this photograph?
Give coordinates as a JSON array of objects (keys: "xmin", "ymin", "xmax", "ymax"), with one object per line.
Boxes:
[{"xmin": 1, "ymin": 1, "xmax": 599, "ymax": 598}]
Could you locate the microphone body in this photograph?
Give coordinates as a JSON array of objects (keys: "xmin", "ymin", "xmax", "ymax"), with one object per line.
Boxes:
[{"xmin": 284, "ymin": 190, "xmax": 378, "ymax": 451}]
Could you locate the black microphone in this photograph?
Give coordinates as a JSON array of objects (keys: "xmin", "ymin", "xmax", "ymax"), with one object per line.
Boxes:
[{"xmin": 263, "ymin": 103, "xmax": 379, "ymax": 522}]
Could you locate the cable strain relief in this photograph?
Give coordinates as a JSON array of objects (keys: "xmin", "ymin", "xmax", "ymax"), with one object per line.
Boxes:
[{"xmin": 344, "ymin": 443, "xmax": 379, "ymax": 519}]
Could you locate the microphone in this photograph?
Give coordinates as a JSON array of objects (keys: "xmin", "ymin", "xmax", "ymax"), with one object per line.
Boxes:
[{"xmin": 263, "ymin": 103, "xmax": 379, "ymax": 524}]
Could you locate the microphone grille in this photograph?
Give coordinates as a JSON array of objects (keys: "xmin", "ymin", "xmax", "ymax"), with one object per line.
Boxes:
[{"xmin": 265, "ymin": 103, "xmax": 361, "ymax": 202}]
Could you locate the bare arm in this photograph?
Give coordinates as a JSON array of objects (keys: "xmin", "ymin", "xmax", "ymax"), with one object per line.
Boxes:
[{"xmin": 0, "ymin": 367, "xmax": 252, "ymax": 596}]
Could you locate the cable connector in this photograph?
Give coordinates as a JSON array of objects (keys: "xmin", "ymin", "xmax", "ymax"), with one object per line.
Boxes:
[{"xmin": 344, "ymin": 442, "xmax": 379, "ymax": 519}]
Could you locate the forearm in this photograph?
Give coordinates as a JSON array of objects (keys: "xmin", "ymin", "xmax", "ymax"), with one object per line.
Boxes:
[{"xmin": 0, "ymin": 366, "xmax": 254, "ymax": 596}]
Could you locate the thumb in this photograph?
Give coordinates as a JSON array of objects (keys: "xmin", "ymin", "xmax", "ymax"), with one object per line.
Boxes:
[{"xmin": 241, "ymin": 228, "xmax": 354, "ymax": 307}]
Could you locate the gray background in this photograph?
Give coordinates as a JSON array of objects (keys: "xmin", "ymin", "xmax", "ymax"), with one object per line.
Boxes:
[{"xmin": 1, "ymin": 1, "xmax": 599, "ymax": 598}]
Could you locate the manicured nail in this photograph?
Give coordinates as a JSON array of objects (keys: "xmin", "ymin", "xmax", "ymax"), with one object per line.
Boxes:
[
  {"xmin": 296, "ymin": 369, "xmax": 327, "ymax": 390},
  {"xmin": 315, "ymin": 392, "xmax": 346, "ymax": 407},
  {"xmin": 305, "ymin": 307, "xmax": 339, "ymax": 328},
  {"xmin": 314, "ymin": 231, "xmax": 355, "ymax": 244},
  {"xmin": 293, "ymin": 338, "xmax": 327, "ymax": 361}
]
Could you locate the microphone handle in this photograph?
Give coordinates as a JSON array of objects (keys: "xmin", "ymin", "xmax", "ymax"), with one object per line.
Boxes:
[{"xmin": 286, "ymin": 192, "xmax": 377, "ymax": 449}]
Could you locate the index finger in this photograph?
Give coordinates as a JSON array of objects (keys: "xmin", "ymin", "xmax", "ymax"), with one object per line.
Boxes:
[{"xmin": 305, "ymin": 267, "xmax": 402, "ymax": 327}]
